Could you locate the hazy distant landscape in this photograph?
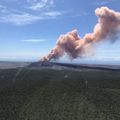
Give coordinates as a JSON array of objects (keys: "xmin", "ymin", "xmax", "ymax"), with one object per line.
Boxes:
[
  {"xmin": 0, "ymin": 61, "xmax": 30, "ymax": 69},
  {"xmin": 0, "ymin": 62, "xmax": 120, "ymax": 120}
]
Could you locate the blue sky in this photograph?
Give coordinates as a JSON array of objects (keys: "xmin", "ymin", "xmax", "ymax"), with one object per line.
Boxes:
[{"xmin": 0, "ymin": 0, "xmax": 120, "ymax": 64}]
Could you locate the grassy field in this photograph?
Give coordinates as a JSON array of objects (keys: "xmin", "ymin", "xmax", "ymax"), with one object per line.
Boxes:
[{"xmin": 0, "ymin": 68, "xmax": 120, "ymax": 120}]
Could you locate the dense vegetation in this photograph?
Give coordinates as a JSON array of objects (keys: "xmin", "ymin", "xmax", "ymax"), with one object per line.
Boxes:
[{"xmin": 0, "ymin": 68, "xmax": 120, "ymax": 120}]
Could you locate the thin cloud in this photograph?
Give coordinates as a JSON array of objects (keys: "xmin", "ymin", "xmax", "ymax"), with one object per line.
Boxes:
[
  {"xmin": 21, "ymin": 39, "xmax": 46, "ymax": 42},
  {"xmin": 92, "ymin": 0, "xmax": 117, "ymax": 6},
  {"xmin": 28, "ymin": 0, "xmax": 54, "ymax": 10},
  {"xmin": 0, "ymin": 13, "xmax": 41, "ymax": 25},
  {"xmin": 0, "ymin": 0, "xmax": 67, "ymax": 25},
  {"xmin": 92, "ymin": 1, "xmax": 110, "ymax": 6},
  {"xmin": 0, "ymin": 4, "xmax": 7, "ymax": 13},
  {"xmin": 72, "ymin": 11, "xmax": 88, "ymax": 18},
  {"xmin": 29, "ymin": 2, "xmax": 47, "ymax": 10},
  {"xmin": 0, "ymin": 5, "xmax": 6, "ymax": 10},
  {"xmin": 0, "ymin": 10, "xmax": 65, "ymax": 25},
  {"xmin": 44, "ymin": 11, "xmax": 64, "ymax": 17}
]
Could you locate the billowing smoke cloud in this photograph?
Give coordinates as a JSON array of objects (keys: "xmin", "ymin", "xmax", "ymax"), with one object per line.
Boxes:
[{"xmin": 41, "ymin": 7, "xmax": 120, "ymax": 61}]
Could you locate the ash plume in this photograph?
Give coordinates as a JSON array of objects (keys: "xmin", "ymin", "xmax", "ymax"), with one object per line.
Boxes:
[{"xmin": 41, "ymin": 7, "xmax": 120, "ymax": 61}]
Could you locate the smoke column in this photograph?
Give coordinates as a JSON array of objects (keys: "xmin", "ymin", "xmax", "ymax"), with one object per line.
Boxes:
[{"xmin": 41, "ymin": 7, "xmax": 120, "ymax": 61}]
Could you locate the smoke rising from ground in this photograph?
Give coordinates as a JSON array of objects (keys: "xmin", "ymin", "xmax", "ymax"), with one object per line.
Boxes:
[{"xmin": 41, "ymin": 7, "xmax": 120, "ymax": 61}]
